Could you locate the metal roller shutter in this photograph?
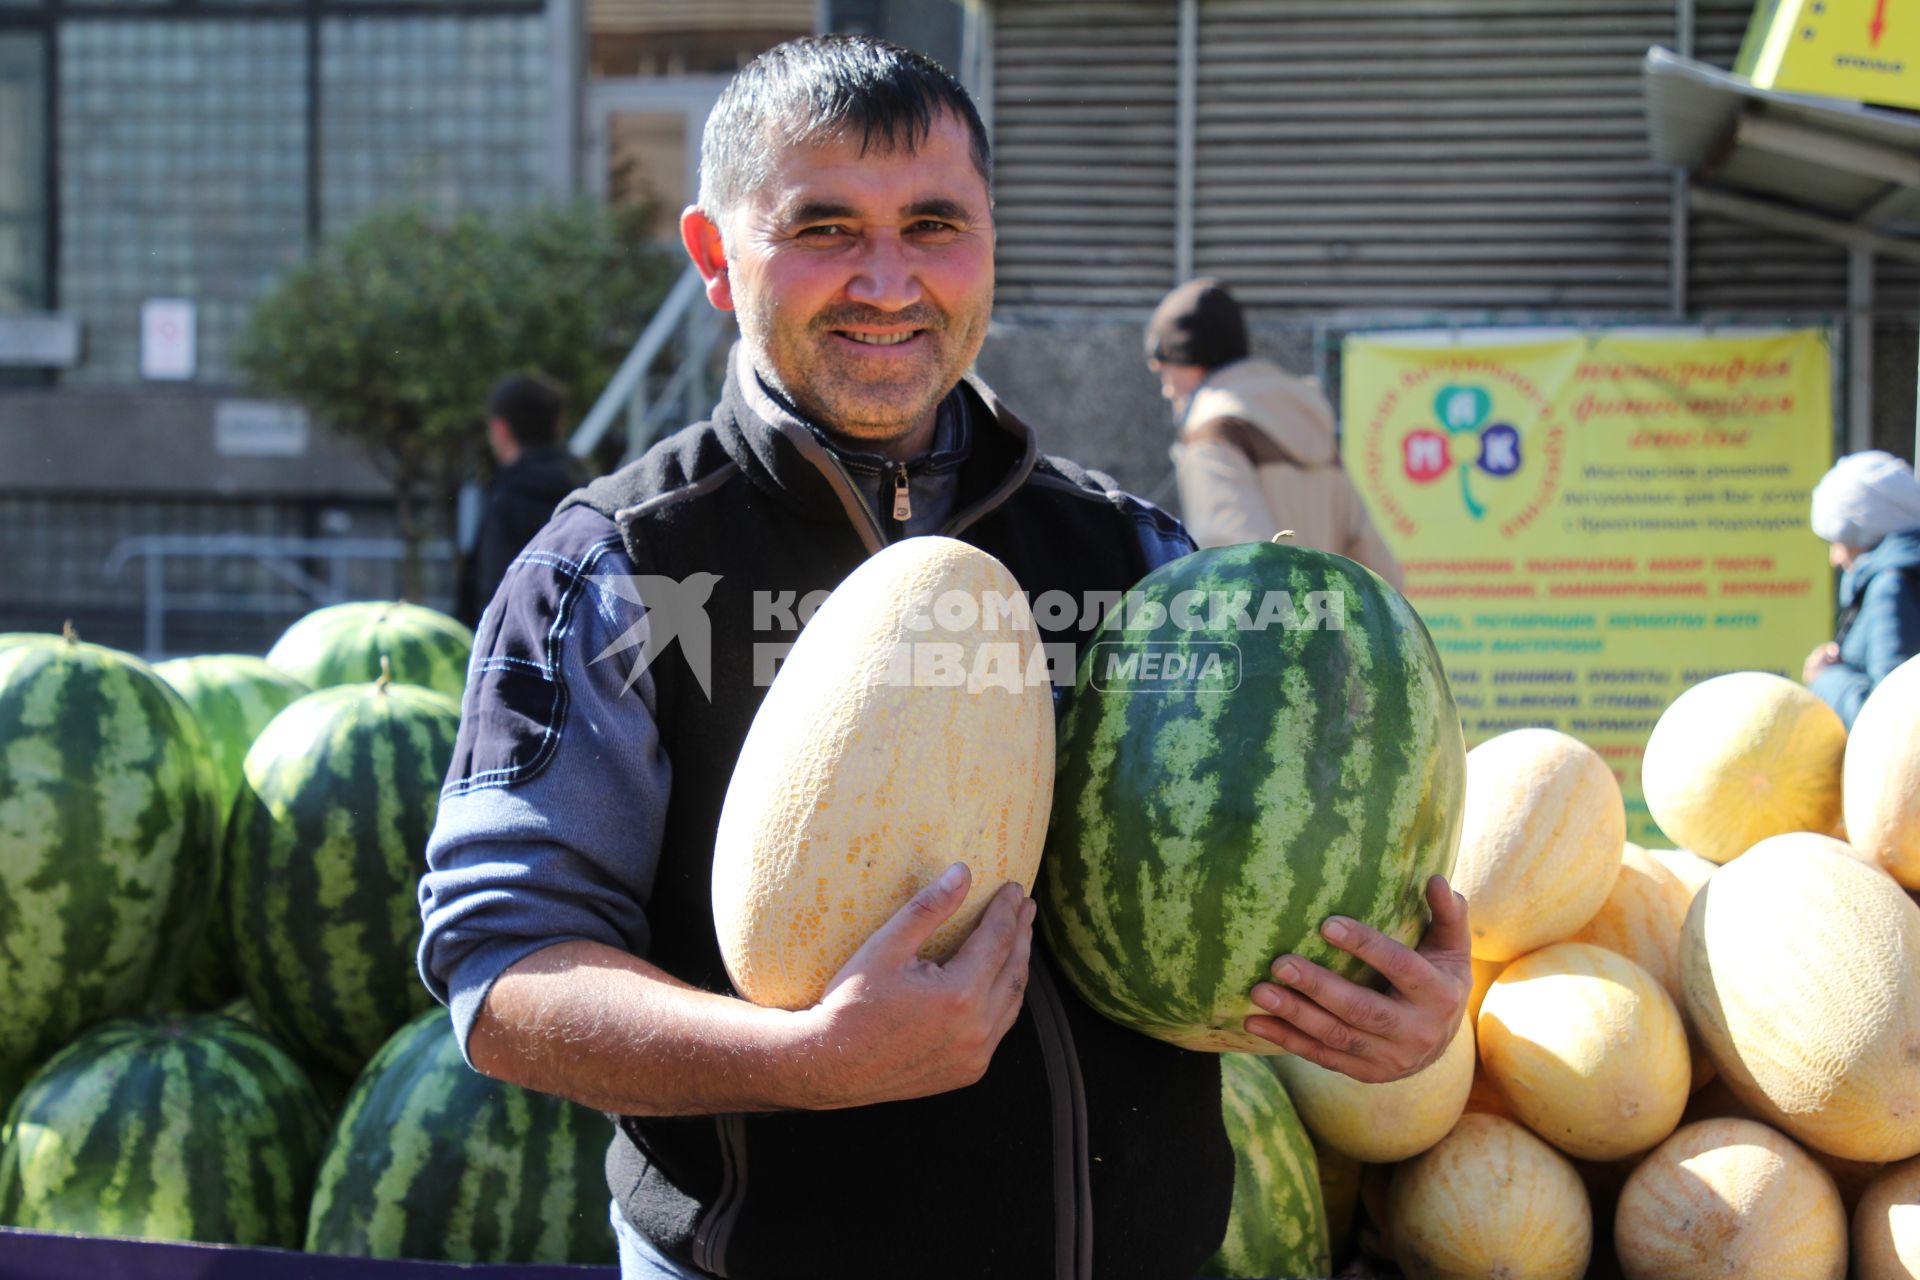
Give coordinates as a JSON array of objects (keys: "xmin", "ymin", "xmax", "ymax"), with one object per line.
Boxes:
[
  {"xmin": 1193, "ymin": 0, "xmax": 1679, "ymax": 310},
  {"xmin": 991, "ymin": 1, "xmax": 1180, "ymax": 308}
]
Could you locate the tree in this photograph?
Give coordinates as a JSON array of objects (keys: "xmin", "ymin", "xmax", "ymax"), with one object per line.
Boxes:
[{"xmin": 237, "ymin": 202, "xmax": 678, "ymax": 596}]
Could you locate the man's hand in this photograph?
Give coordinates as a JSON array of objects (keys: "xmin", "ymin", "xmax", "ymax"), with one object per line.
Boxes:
[
  {"xmin": 794, "ymin": 862, "xmax": 1035, "ymax": 1109},
  {"xmin": 1803, "ymin": 641, "xmax": 1840, "ymax": 684},
  {"xmin": 1242, "ymin": 875, "xmax": 1471, "ymax": 1084}
]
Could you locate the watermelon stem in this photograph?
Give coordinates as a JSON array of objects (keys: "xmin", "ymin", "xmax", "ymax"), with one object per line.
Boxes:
[
  {"xmin": 1270, "ymin": 530, "xmax": 1296, "ymax": 542},
  {"xmin": 376, "ymin": 653, "xmax": 393, "ymax": 694},
  {"xmin": 61, "ymin": 619, "xmax": 78, "ymax": 644}
]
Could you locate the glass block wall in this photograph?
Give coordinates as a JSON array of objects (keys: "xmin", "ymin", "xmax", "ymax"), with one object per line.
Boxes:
[
  {"xmin": 58, "ymin": 20, "xmax": 308, "ymax": 385},
  {"xmin": 320, "ymin": 14, "xmax": 550, "ymax": 230},
  {"xmin": 52, "ymin": 8, "xmax": 551, "ymax": 387},
  {"xmin": 0, "ymin": 33, "xmax": 43, "ymax": 312}
]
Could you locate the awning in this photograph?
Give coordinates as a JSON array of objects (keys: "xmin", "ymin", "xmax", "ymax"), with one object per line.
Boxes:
[{"xmin": 1643, "ymin": 45, "xmax": 1920, "ymax": 266}]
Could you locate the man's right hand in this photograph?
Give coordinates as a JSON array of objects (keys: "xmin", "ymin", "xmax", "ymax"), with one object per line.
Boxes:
[
  {"xmin": 469, "ymin": 861, "xmax": 1034, "ymax": 1118},
  {"xmin": 795, "ymin": 862, "xmax": 1036, "ymax": 1109}
]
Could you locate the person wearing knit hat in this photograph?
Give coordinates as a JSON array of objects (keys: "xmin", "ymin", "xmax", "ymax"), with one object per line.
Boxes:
[
  {"xmin": 1803, "ymin": 449, "xmax": 1920, "ymax": 726},
  {"xmin": 1144, "ymin": 278, "xmax": 1404, "ymax": 587}
]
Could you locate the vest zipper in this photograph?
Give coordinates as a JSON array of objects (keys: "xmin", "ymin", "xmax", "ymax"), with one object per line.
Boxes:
[
  {"xmin": 691, "ymin": 1114, "xmax": 747, "ymax": 1277},
  {"xmin": 891, "ymin": 464, "xmax": 913, "ymax": 523}
]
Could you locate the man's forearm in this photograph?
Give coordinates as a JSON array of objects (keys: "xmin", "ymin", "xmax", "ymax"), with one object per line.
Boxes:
[
  {"xmin": 467, "ymin": 873, "xmax": 1036, "ymax": 1119},
  {"xmin": 468, "ymin": 939, "xmax": 817, "ymax": 1116}
]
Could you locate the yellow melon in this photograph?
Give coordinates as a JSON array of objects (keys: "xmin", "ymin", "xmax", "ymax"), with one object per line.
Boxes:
[
  {"xmin": 1462, "ymin": 1068, "xmax": 1515, "ymax": 1122},
  {"xmin": 1845, "ymin": 653, "xmax": 1920, "ymax": 888},
  {"xmin": 1747, "ymin": 828, "xmax": 1893, "ymax": 879},
  {"xmin": 1681, "ymin": 838, "xmax": 1920, "ymax": 1162},
  {"xmin": 1676, "ymin": 1074, "xmax": 1882, "ymax": 1213},
  {"xmin": 1312, "ymin": 1137, "xmax": 1363, "ymax": 1266},
  {"xmin": 1645, "ymin": 846, "xmax": 1716, "ymax": 902},
  {"xmin": 1614, "ymin": 1118, "xmax": 1846, "ymax": 1280},
  {"xmin": 1641, "ymin": 672, "xmax": 1846, "ymax": 864},
  {"xmin": 1276, "ymin": 1012, "xmax": 1474, "ymax": 1163},
  {"xmin": 1568, "ymin": 842, "xmax": 1718, "ymax": 1092},
  {"xmin": 1467, "ymin": 955, "xmax": 1504, "ymax": 1027},
  {"xmin": 1386, "ymin": 1112, "xmax": 1591, "ymax": 1280},
  {"xmin": 1855, "ymin": 1155, "xmax": 1920, "ymax": 1278},
  {"xmin": 1451, "ymin": 728, "xmax": 1625, "ymax": 961},
  {"xmin": 710, "ymin": 537, "xmax": 1053, "ymax": 1009},
  {"xmin": 1569, "ymin": 843, "xmax": 1689, "ymax": 1001},
  {"xmin": 1478, "ymin": 942, "xmax": 1689, "ymax": 1161}
]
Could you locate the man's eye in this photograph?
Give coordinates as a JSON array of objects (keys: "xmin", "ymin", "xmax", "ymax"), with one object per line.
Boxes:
[
  {"xmin": 797, "ymin": 225, "xmax": 848, "ymax": 239},
  {"xmin": 911, "ymin": 221, "xmax": 959, "ymax": 235}
]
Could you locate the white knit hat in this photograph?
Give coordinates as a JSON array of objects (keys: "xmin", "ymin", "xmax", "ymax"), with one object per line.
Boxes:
[{"xmin": 1810, "ymin": 450, "xmax": 1920, "ymax": 549}]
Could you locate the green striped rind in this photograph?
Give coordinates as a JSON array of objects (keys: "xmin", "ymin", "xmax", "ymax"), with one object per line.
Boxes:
[
  {"xmin": 225, "ymin": 681, "xmax": 459, "ymax": 1077},
  {"xmin": 266, "ymin": 601, "xmax": 473, "ymax": 701},
  {"xmin": 154, "ymin": 656, "xmax": 312, "ymax": 832},
  {"xmin": 1203, "ymin": 1054, "xmax": 1329, "ymax": 1279},
  {"xmin": 305, "ymin": 1006, "xmax": 617, "ymax": 1264},
  {"xmin": 0, "ymin": 635, "xmax": 218, "ymax": 1075},
  {"xmin": 155, "ymin": 655, "xmax": 312, "ymax": 1009},
  {"xmin": 0, "ymin": 1014, "xmax": 330, "ymax": 1245},
  {"xmin": 1040, "ymin": 543, "xmax": 1465, "ymax": 1054}
]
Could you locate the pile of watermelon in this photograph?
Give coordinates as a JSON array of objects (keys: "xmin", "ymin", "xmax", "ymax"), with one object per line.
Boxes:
[{"xmin": 0, "ymin": 603, "xmax": 616, "ymax": 1264}]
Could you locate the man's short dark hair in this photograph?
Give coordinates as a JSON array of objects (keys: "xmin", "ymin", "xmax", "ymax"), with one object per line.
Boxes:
[
  {"xmin": 487, "ymin": 372, "xmax": 568, "ymax": 448},
  {"xmin": 697, "ymin": 34, "xmax": 992, "ymax": 221}
]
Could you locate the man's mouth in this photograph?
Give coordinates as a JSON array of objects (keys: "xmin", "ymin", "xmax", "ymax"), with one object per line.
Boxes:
[{"xmin": 839, "ymin": 330, "xmax": 921, "ymax": 347}]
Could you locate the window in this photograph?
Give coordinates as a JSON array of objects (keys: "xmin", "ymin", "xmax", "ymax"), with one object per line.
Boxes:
[{"xmin": 0, "ymin": 33, "xmax": 44, "ymax": 312}]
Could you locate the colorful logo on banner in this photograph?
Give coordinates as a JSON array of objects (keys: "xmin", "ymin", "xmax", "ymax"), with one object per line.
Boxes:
[
  {"xmin": 1361, "ymin": 355, "xmax": 1566, "ymax": 541},
  {"xmin": 1402, "ymin": 385, "xmax": 1524, "ymax": 519}
]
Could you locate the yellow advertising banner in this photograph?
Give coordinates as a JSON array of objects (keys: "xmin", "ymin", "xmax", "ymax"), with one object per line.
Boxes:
[
  {"xmin": 1341, "ymin": 327, "xmax": 1834, "ymax": 844},
  {"xmin": 1735, "ymin": 0, "xmax": 1920, "ymax": 112}
]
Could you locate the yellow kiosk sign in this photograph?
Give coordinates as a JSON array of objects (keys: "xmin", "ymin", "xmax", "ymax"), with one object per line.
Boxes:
[
  {"xmin": 1736, "ymin": 0, "xmax": 1920, "ymax": 110},
  {"xmin": 1342, "ymin": 327, "xmax": 1834, "ymax": 844}
]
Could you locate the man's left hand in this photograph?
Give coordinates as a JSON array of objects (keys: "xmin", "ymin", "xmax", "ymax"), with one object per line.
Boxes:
[{"xmin": 1243, "ymin": 875, "xmax": 1470, "ymax": 1084}]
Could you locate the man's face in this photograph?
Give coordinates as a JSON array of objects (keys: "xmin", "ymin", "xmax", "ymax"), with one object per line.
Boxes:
[{"xmin": 688, "ymin": 113, "xmax": 994, "ymax": 453}]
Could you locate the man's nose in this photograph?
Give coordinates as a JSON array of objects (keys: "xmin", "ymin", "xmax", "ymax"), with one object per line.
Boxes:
[{"xmin": 846, "ymin": 234, "xmax": 923, "ymax": 311}]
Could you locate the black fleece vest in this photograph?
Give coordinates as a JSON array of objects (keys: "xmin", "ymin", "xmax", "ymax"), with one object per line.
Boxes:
[{"xmin": 557, "ymin": 371, "xmax": 1230, "ymax": 1280}]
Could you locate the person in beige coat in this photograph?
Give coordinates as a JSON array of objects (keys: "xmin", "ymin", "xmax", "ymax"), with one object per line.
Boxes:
[{"xmin": 1145, "ymin": 278, "xmax": 1404, "ymax": 589}]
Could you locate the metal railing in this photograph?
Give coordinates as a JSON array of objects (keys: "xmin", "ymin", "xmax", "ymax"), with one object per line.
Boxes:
[
  {"xmin": 103, "ymin": 534, "xmax": 454, "ymax": 660},
  {"xmin": 569, "ymin": 262, "xmax": 734, "ymax": 464}
]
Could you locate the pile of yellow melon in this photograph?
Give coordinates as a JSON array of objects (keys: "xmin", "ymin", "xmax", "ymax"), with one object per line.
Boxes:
[{"xmin": 1286, "ymin": 654, "xmax": 1920, "ymax": 1280}]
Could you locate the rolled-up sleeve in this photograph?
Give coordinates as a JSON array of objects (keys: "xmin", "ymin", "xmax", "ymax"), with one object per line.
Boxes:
[{"xmin": 418, "ymin": 505, "xmax": 673, "ymax": 1063}]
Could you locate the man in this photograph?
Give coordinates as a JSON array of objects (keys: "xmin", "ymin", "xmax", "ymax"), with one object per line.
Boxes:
[
  {"xmin": 455, "ymin": 372, "xmax": 588, "ymax": 627},
  {"xmin": 1146, "ymin": 277, "xmax": 1404, "ymax": 588},
  {"xmin": 419, "ymin": 36, "xmax": 1467, "ymax": 1280}
]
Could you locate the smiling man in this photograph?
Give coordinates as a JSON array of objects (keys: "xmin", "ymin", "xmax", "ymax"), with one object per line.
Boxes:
[{"xmin": 417, "ymin": 35, "xmax": 1467, "ymax": 1280}]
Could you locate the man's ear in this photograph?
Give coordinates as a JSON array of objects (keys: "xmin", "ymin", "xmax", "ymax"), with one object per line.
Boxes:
[{"xmin": 680, "ymin": 206, "xmax": 734, "ymax": 312}]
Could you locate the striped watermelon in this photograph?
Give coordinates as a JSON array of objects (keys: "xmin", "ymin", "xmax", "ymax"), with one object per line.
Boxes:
[
  {"xmin": 0, "ymin": 1013, "xmax": 330, "ymax": 1245},
  {"xmin": 1203, "ymin": 1053, "xmax": 1330, "ymax": 1278},
  {"xmin": 155, "ymin": 654, "xmax": 312, "ymax": 1009},
  {"xmin": 267, "ymin": 600, "xmax": 473, "ymax": 700},
  {"xmin": 155, "ymin": 655, "xmax": 312, "ymax": 828},
  {"xmin": 306, "ymin": 1006, "xmax": 616, "ymax": 1263},
  {"xmin": 1040, "ymin": 542, "xmax": 1465, "ymax": 1053},
  {"xmin": 225, "ymin": 677, "xmax": 458, "ymax": 1077},
  {"xmin": 0, "ymin": 630, "xmax": 218, "ymax": 1082}
]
